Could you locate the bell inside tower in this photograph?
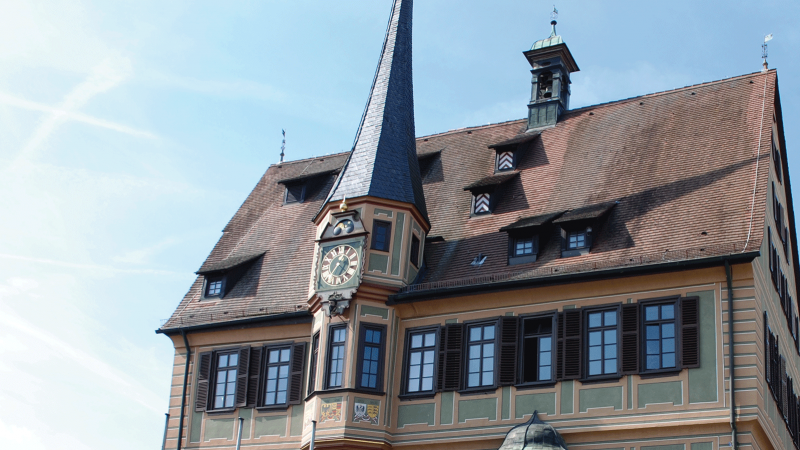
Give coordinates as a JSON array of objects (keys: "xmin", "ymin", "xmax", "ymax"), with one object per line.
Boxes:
[{"xmin": 538, "ymin": 71, "xmax": 554, "ymax": 99}]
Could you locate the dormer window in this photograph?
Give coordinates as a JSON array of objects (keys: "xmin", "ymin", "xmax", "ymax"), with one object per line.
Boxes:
[
  {"xmin": 553, "ymin": 201, "xmax": 617, "ymax": 258},
  {"xmin": 284, "ymin": 183, "xmax": 305, "ymax": 204},
  {"xmin": 497, "ymin": 151, "xmax": 514, "ymax": 171},
  {"xmin": 513, "ymin": 236, "xmax": 539, "ymax": 258},
  {"xmin": 500, "ymin": 211, "xmax": 561, "ymax": 266},
  {"xmin": 473, "ymin": 193, "xmax": 491, "ymax": 215},
  {"xmin": 206, "ymin": 278, "xmax": 224, "ymax": 297}
]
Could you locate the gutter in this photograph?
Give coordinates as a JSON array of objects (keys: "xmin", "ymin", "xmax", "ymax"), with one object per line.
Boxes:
[
  {"xmin": 389, "ymin": 251, "xmax": 760, "ymax": 304},
  {"xmin": 725, "ymin": 261, "xmax": 738, "ymax": 450},
  {"xmin": 156, "ymin": 310, "xmax": 312, "ymax": 336},
  {"xmin": 177, "ymin": 330, "xmax": 191, "ymax": 450}
]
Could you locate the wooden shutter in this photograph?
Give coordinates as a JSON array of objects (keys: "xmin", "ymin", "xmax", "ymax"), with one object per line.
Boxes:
[
  {"xmin": 782, "ymin": 357, "xmax": 788, "ymax": 417},
  {"xmin": 620, "ymin": 303, "xmax": 640, "ymax": 374},
  {"xmin": 681, "ymin": 297, "xmax": 700, "ymax": 368},
  {"xmin": 246, "ymin": 346, "xmax": 262, "ymax": 407},
  {"xmin": 195, "ymin": 351, "xmax": 213, "ymax": 412},
  {"xmin": 235, "ymin": 347, "xmax": 250, "ymax": 408},
  {"xmin": 436, "ymin": 327, "xmax": 445, "ymax": 392},
  {"xmin": 764, "ymin": 312, "xmax": 770, "ymax": 384},
  {"xmin": 555, "ymin": 312, "xmax": 564, "ymax": 380},
  {"xmin": 288, "ymin": 342, "xmax": 307, "ymax": 404},
  {"xmin": 562, "ymin": 310, "xmax": 582, "ymax": 379},
  {"xmin": 498, "ymin": 317, "xmax": 519, "ymax": 386},
  {"xmin": 442, "ymin": 323, "xmax": 464, "ymax": 391}
]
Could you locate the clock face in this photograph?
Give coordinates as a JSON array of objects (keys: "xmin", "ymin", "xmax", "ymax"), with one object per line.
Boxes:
[
  {"xmin": 332, "ymin": 219, "xmax": 354, "ymax": 236},
  {"xmin": 320, "ymin": 244, "xmax": 360, "ymax": 287}
]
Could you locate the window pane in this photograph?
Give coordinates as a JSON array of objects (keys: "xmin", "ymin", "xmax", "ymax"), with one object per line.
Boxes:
[
  {"xmin": 662, "ymin": 353, "xmax": 676, "ymax": 368},
  {"xmin": 662, "ymin": 338, "xmax": 675, "ymax": 353},
  {"xmin": 365, "ymin": 329, "xmax": 373, "ymax": 343},
  {"xmin": 646, "ymin": 325, "xmax": 659, "ymax": 339},
  {"xmin": 228, "ymin": 369, "xmax": 237, "ymax": 379},
  {"xmin": 661, "ymin": 304, "xmax": 675, "ymax": 320},
  {"xmin": 229, "ymin": 354, "xmax": 238, "ymax": 367},
  {"xmin": 645, "ymin": 306, "xmax": 659, "ymax": 321},
  {"xmin": 589, "ymin": 361, "xmax": 602, "ymax": 375},
  {"xmin": 483, "ymin": 343, "xmax": 494, "ymax": 358},
  {"xmin": 470, "ymin": 327, "xmax": 482, "ymax": 342},
  {"xmin": 411, "ymin": 334, "xmax": 423, "ymax": 348},
  {"xmin": 482, "ymin": 372, "xmax": 493, "ymax": 386},
  {"xmin": 408, "ymin": 379, "xmax": 420, "ymax": 392},
  {"xmin": 423, "ymin": 364, "xmax": 434, "ymax": 377},
  {"xmin": 410, "ymin": 352, "xmax": 421, "ymax": 365},
  {"xmin": 267, "ymin": 379, "xmax": 276, "ymax": 391},
  {"xmin": 539, "ymin": 351, "xmax": 551, "ymax": 366},
  {"xmin": 215, "ymin": 396, "xmax": 224, "ymax": 409},
  {"xmin": 604, "ymin": 359, "xmax": 616, "ymax": 374},
  {"xmin": 604, "ymin": 329, "xmax": 616, "ymax": 344},
  {"xmin": 589, "ymin": 313, "xmax": 602, "ymax": 328},
  {"xmin": 279, "ymin": 366, "xmax": 288, "ymax": 377},
  {"xmin": 265, "ymin": 392, "xmax": 276, "ymax": 405},
  {"xmin": 484, "ymin": 325, "xmax": 495, "ymax": 340},
  {"xmin": 646, "ymin": 340, "xmax": 660, "ymax": 355},
  {"xmin": 225, "ymin": 395, "xmax": 234, "ymax": 408},
  {"xmin": 589, "ymin": 331, "xmax": 602, "ymax": 345},
  {"xmin": 604, "ymin": 344, "xmax": 617, "ymax": 359},
  {"xmin": 421, "ymin": 378, "xmax": 433, "ymax": 391},
  {"xmin": 468, "ymin": 373, "xmax": 480, "ymax": 387},
  {"xmin": 662, "ymin": 323, "xmax": 674, "ymax": 338},
  {"xmin": 424, "ymin": 351, "xmax": 434, "ymax": 363},
  {"xmin": 218, "ymin": 354, "xmax": 228, "ymax": 367},
  {"xmin": 468, "ymin": 359, "xmax": 480, "ymax": 373},
  {"xmin": 482, "ymin": 358, "xmax": 493, "ymax": 372},
  {"xmin": 280, "ymin": 349, "xmax": 290, "ymax": 362},
  {"xmin": 269, "ymin": 350, "xmax": 279, "ymax": 364},
  {"xmin": 646, "ymin": 355, "xmax": 660, "ymax": 369},
  {"xmin": 540, "ymin": 336, "xmax": 551, "ymax": 349},
  {"xmin": 604, "ymin": 311, "xmax": 616, "ymax": 326},
  {"xmin": 276, "ymin": 391, "xmax": 286, "ymax": 404},
  {"xmin": 589, "ymin": 346, "xmax": 602, "ymax": 361},
  {"xmin": 424, "ymin": 333, "xmax": 436, "ymax": 347},
  {"xmin": 469, "ymin": 345, "xmax": 481, "ymax": 359},
  {"xmin": 409, "ymin": 365, "xmax": 420, "ymax": 379}
]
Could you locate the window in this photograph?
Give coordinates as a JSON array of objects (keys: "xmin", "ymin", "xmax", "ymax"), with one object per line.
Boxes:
[
  {"xmin": 213, "ymin": 351, "xmax": 240, "ymax": 409},
  {"xmin": 519, "ymin": 315, "xmax": 555, "ymax": 384},
  {"xmin": 474, "ymin": 193, "xmax": 491, "ymax": 215},
  {"xmin": 586, "ymin": 309, "xmax": 618, "ymax": 377},
  {"xmin": 515, "ymin": 237, "xmax": 536, "ymax": 256},
  {"xmin": 410, "ymin": 234, "xmax": 421, "ymax": 268},
  {"xmin": 497, "ymin": 151, "xmax": 514, "ymax": 171},
  {"xmin": 371, "ymin": 220, "xmax": 392, "ymax": 252},
  {"xmin": 205, "ymin": 277, "xmax": 224, "ymax": 297},
  {"xmin": 642, "ymin": 303, "xmax": 677, "ymax": 370},
  {"xmin": 284, "ymin": 183, "xmax": 305, "ymax": 204},
  {"xmin": 404, "ymin": 329, "xmax": 437, "ymax": 394},
  {"xmin": 467, "ymin": 323, "xmax": 496, "ymax": 388},
  {"xmin": 308, "ymin": 332, "xmax": 319, "ymax": 395},
  {"xmin": 326, "ymin": 325, "xmax": 347, "ymax": 388},
  {"xmin": 568, "ymin": 230, "xmax": 587, "ymax": 249},
  {"xmin": 263, "ymin": 347, "xmax": 291, "ymax": 406},
  {"xmin": 774, "ymin": 135, "xmax": 782, "ymax": 183},
  {"xmin": 357, "ymin": 325, "xmax": 386, "ymax": 391}
]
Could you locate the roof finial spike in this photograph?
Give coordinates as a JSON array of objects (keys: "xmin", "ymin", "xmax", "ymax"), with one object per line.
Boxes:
[
  {"xmin": 762, "ymin": 33, "xmax": 773, "ymax": 72},
  {"xmin": 280, "ymin": 129, "xmax": 286, "ymax": 163},
  {"xmin": 550, "ymin": 5, "xmax": 558, "ymax": 37}
]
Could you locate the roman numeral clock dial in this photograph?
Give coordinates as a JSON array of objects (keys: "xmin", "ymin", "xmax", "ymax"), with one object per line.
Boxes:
[{"xmin": 319, "ymin": 244, "xmax": 360, "ymax": 287}]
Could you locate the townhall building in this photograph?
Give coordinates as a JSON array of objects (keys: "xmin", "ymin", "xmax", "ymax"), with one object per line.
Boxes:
[{"xmin": 157, "ymin": 1, "xmax": 800, "ymax": 450}]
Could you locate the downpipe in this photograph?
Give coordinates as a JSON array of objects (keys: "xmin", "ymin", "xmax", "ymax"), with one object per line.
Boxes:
[
  {"xmin": 725, "ymin": 261, "xmax": 738, "ymax": 450},
  {"xmin": 177, "ymin": 330, "xmax": 192, "ymax": 450}
]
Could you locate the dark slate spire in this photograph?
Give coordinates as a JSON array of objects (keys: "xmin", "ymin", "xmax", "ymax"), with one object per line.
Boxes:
[{"xmin": 323, "ymin": 0, "xmax": 428, "ymax": 222}]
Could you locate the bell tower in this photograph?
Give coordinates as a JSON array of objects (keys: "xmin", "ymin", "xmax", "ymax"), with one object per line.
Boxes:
[{"xmin": 524, "ymin": 8, "xmax": 579, "ymax": 130}]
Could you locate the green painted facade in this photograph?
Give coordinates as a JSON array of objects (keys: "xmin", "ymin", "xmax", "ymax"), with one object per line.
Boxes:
[
  {"xmin": 502, "ymin": 387, "xmax": 511, "ymax": 420},
  {"xmin": 638, "ymin": 381, "xmax": 682, "ymax": 407},
  {"xmin": 458, "ymin": 398, "xmax": 497, "ymax": 423},
  {"xmin": 368, "ymin": 253, "xmax": 389, "ymax": 273},
  {"xmin": 374, "ymin": 208, "xmax": 394, "ymax": 218},
  {"xmin": 687, "ymin": 290, "xmax": 718, "ymax": 404},
  {"xmin": 254, "ymin": 415, "xmax": 287, "ymax": 438},
  {"xmin": 561, "ymin": 380, "xmax": 574, "ymax": 414},
  {"xmin": 691, "ymin": 442, "xmax": 713, "ymax": 450},
  {"xmin": 515, "ymin": 392, "xmax": 556, "ymax": 418},
  {"xmin": 579, "ymin": 386, "xmax": 623, "ymax": 412},
  {"xmin": 190, "ymin": 410, "xmax": 203, "ymax": 443},
  {"xmin": 360, "ymin": 304, "xmax": 389, "ymax": 320},
  {"xmin": 397, "ymin": 403, "xmax": 435, "ymax": 428},
  {"xmin": 391, "ymin": 212, "xmax": 405, "ymax": 276},
  {"xmin": 290, "ymin": 404, "xmax": 304, "ymax": 437},
  {"xmin": 641, "ymin": 444, "xmax": 685, "ymax": 450},
  {"xmin": 238, "ymin": 408, "xmax": 253, "ymax": 440},
  {"xmin": 440, "ymin": 391, "xmax": 454, "ymax": 425},
  {"xmin": 205, "ymin": 418, "xmax": 235, "ymax": 441}
]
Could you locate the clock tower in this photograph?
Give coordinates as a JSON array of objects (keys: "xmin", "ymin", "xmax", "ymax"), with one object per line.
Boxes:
[{"xmin": 309, "ymin": 0, "xmax": 429, "ymax": 319}]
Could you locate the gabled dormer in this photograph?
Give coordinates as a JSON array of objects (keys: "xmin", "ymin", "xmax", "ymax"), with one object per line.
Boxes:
[{"xmin": 523, "ymin": 10, "xmax": 579, "ymax": 130}]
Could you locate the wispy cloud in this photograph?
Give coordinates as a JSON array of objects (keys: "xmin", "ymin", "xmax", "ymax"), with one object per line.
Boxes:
[
  {"xmin": 14, "ymin": 55, "xmax": 138, "ymax": 162},
  {"xmin": 112, "ymin": 237, "xmax": 181, "ymax": 265},
  {"xmin": 145, "ymin": 70, "xmax": 287, "ymax": 103},
  {"xmin": 0, "ymin": 91, "xmax": 157, "ymax": 139},
  {"xmin": 0, "ymin": 253, "xmax": 184, "ymax": 276}
]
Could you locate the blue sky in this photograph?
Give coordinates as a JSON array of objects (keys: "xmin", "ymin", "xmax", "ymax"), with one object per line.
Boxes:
[{"xmin": 0, "ymin": 0, "xmax": 797, "ymax": 448}]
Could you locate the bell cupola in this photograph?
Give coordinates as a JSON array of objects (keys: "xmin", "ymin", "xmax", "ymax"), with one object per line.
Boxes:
[{"xmin": 524, "ymin": 8, "xmax": 579, "ymax": 130}]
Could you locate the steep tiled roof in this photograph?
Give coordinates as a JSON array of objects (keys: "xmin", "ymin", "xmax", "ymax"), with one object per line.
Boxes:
[
  {"xmin": 323, "ymin": 0, "xmax": 428, "ymax": 222},
  {"xmin": 160, "ymin": 71, "xmax": 776, "ymax": 331}
]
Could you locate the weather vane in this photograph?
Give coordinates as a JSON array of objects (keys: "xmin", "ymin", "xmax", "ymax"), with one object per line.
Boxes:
[
  {"xmin": 762, "ymin": 34, "xmax": 773, "ymax": 71},
  {"xmin": 551, "ymin": 6, "xmax": 558, "ymax": 23},
  {"xmin": 280, "ymin": 129, "xmax": 286, "ymax": 163}
]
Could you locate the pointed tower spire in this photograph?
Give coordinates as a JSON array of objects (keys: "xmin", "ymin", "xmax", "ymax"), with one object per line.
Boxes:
[{"xmin": 322, "ymin": 0, "xmax": 428, "ymax": 223}]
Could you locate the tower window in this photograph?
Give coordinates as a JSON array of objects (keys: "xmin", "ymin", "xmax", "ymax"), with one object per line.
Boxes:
[
  {"xmin": 371, "ymin": 220, "xmax": 392, "ymax": 252},
  {"xmin": 538, "ymin": 71, "xmax": 553, "ymax": 100},
  {"xmin": 326, "ymin": 325, "xmax": 347, "ymax": 388},
  {"xmin": 410, "ymin": 234, "xmax": 421, "ymax": 267}
]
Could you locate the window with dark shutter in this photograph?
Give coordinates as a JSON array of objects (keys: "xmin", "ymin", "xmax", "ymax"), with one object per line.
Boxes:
[
  {"xmin": 621, "ymin": 304, "xmax": 639, "ymax": 374},
  {"xmin": 262, "ymin": 346, "xmax": 292, "ymax": 407},
  {"xmin": 195, "ymin": 351, "xmax": 212, "ymax": 412},
  {"xmin": 641, "ymin": 301, "xmax": 679, "ymax": 372},
  {"xmin": 285, "ymin": 183, "xmax": 305, "ymax": 204},
  {"xmin": 764, "ymin": 312, "xmax": 770, "ymax": 385},
  {"xmin": 404, "ymin": 327, "xmax": 439, "ymax": 396},
  {"xmin": 562, "ymin": 309, "xmax": 582, "ymax": 379},
  {"xmin": 308, "ymin": 333, "xmax": 319, "ymax": 396},
  {"xmin": 212, "ymin": 350, "xmax": 241, "ymax": 410},
  {"xmin": 555, "ymin": 313, "xmax": 564, "ymax": 380},
  {"xmin": 498, "ymin": 317, "xmax": 519, "ymax": 386},
  {"xmin": 774, "ymin": 136, "xmax": 783, "ymax": 183},
  {"xmin": 410, "ymin": 234, "xmax": 421, "ymax": 268},
  {"xmin": 325, "ymin": 325, "xmax": 347, "ymax": 389},
  {"xmin": 585, "ymin": 308, "xmax": 619, "ymax": 378},
  {"xmin": 518, "ymin": 314, "xmax": 555, "ymax": 385},
  {"xmin": 465, "ymin": 322, "xmax": 497, "ymax": 389},
  {"xmin": 246, "ymin": 347, "xmax": 262, "ymax": 407},
  {"xmin": 680, "ymin": 297, "xmax": 700, "ymax": 368},
  {"xmin": 288, "ymin": 342, "xmax": 306, "ymax": 404},
  {"xmin": 357, "ymin": 324, "xmax": 386, "ymax": 391},
  {"xmin": 235, "ymin": 347, "xmax": 250, "ymax": 408},
  {"xmin": 442, "ymin": 323, "xmax": 464, "ymax": 391}
]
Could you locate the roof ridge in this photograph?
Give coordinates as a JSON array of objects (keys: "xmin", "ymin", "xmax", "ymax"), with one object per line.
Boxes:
[
  {"xmin": 268, "ymin": 151, "xmax": 349, "ymax": 168},
  {"xmin": 417, "ymin": 118, "xmax": 527, "ymax": 140}
]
